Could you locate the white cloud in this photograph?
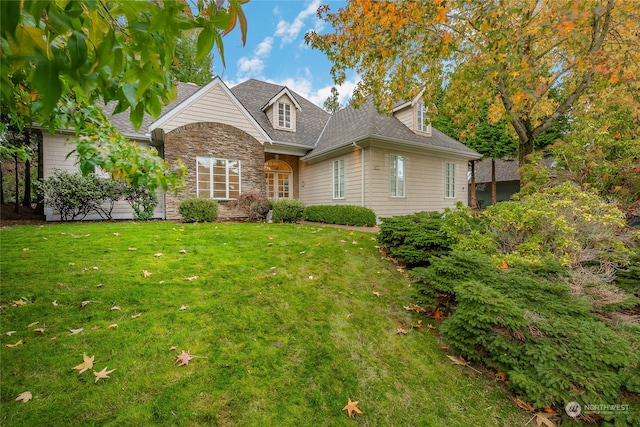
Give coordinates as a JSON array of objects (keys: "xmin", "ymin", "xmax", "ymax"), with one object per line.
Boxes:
[
  {"xmin": 236, "ymin": 57, "xmax": 265, "ymax": 79},
  {"xmin": 254, "ymin": 37, "xmax": 273, "ymax": 58},
  {"xmin": 265, "ymin": 74, "xmax": 360, "ymax": 108},
  {"xmin": 274, "ymin": 0, "xmax": 321, "ymax": 45}
]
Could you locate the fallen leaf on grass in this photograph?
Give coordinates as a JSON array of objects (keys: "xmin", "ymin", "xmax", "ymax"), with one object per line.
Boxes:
[
  {"xmin": 372, "ymin": 291, "xmax": 381, "ymax": 297},
  {"xmin": 411, "ymin": 320, "xmax": 423, "ymax": 328},
  {"xmin": 92, "ymin": 325, "xmax": 101, "ymax": 330},
  {"xmin": 69, "ymin": 328, "xmax": 84, "ymax": 335},
  {"xmin": 179, "ymin": 305, "xmax": 188, "ymax": 311},
  {"xmin": 34, "ymin": 328, "xmax": 45, "ymax": 333},
  {"xmin": 93, "ymin": 367, "xmax": 116, "ymax": 383},
  {"xmin": 131, "ymin": 313, "xmax": 141, "ymax": 319},
  {"xmin": 128, "ymin": 247, "xmax": 137, "ymax": 251},
  {"xmin": 113, "ymin": 233, "xmax": 120, "ymax": 236},
  {"xmin": 6, "ymin": 331, "xmax": 17, "ymax": 336},
  {"xmin": 342, "ymin": 398, "xmax": 363, "ymax": 418},
  {"xmin": 5, "ymin": 340, "xmax": 24, "ymax": 348},
  {"xmin": 495, "ymin": 371, "xmax": 507, "ymax": 383},
  {"xmin": 174, "ymin": 350, "xmax": 195, "ymax": 366},
  {"xmin": 154, "ymin": 253, "xmax": 163, "ymax": 257},
  {"xmin": 514, "ymin": 397, "xmax": 535, "ymax": 412},
  {"xmin": 396, "ymin": 327, "xmax": 408, "ymax": 335},
  {"xmin": 107, "ymin": 324, "xmax": 118, "ymax": 329},
  {"xmin": 23, "ymin": 248, "xmax": 29, "ymax": 252},
  {"xmin": 499, "ymin": 259, "xmax": 509, "ymax": 270},
  {"xmin": 12, "ymin": 300, "xmax": 26, "ymax": 307},
  {"xmin": 168, "ymin": 346, "xmax": 177, "ymax": 352},
  {"xmin": 526, "ymin": 412, "xmax": 556, "ymax": 427},
  {"xmin": 179, "ymin": 249, "xmax": 187, "ymax": 254},
  {"xmin": 432, "ymin": 310, "xmax": 444, "ymax": 321},
  {"xmin": 447, "ymin": 355, "xmax": 469, "ymax": 366},
  {"xmin": 80, "ymin": 301, "xmax": 91, "ymax": 307},
  {"xmin": 15, "ymin": 391, "xmax": 32, "ymax": 403},
  {"xmin": 52, "ymin": 300, "xmax": 58, "ymax": 306},
  {"xmin": 110, "ymin": 305, "xmax": 120, "ymax": 311},
  {"xmin": 142, "ymin": 270, "xmax": 152, "ymax": 278},
  {"xmin": 184, "ymin": 276, "xmax": 198, "ymax": 281},
  {"xmin": 28, "ymin": 321, "xmax": 39, "ymax": 328},
  {"xmin": 72, "ymin": 354, "xmax": 95, "ymax": 374}
]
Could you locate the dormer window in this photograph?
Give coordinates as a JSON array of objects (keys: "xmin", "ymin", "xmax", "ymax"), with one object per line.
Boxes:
[
  {"xmin": 278, "ymin": 102, "xmax": 291, "ymax": 129},
  {"xmin": 416, "ymin": 102, "xmax": 428, "ymax": 133}
]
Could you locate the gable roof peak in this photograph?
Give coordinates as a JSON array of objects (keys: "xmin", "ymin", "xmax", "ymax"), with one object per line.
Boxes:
[{"xmin": 261, "ymin": 86, "xmax": 302, "ymax": 112}]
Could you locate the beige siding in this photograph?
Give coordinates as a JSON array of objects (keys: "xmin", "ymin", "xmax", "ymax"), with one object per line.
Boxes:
[
  {"xmin": 367, "ymin": 147, "xmax": 469, "ymax": 218},
  {"xmin": 299, "ymin": 147, "xmax": 364, "ymax": 207},
  {"xmin": 162, "ymin": 85, "xmax": 266, "ymax": 142},
  {"xmin": 42, "ymin": 134, "xmax": 165, "ymax": 221},
  {"xmin": 394, "ymin": 106, "xmax": 413, "ymax": 129}
]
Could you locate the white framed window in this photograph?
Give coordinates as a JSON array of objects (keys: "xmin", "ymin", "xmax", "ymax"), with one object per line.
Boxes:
[
  {"xmin": 333, "ymin": 159, "xmax": 344, "ymax": 199},
  {"xmin": 445, "ymin": 162, "xmax": 456, "ymax": 198},
  {"xmin": 390, "ymin": 155, "xmax": 405, "ymax": 197},
  {"xmin": 196, "ymin": 157, "xmax": 241, "ymax": 200},
  {"xmin": 416, "ymin": 103, "xmax": 428, "ymax": 132},
  {"xmin": 278, "ymin": 102, "xmax": 291, "ymax": 129},
  {"xmin": 265, "ymin": 159, "xmax": 292, "ymax": 200}
]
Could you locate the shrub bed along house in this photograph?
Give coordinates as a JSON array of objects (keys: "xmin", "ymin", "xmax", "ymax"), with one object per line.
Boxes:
[
  {"xmin": 178, "ymin": 197, "xmax": 219, "ymax": 222},
  {"xmin": 303, "ymin": 205, "xmax": 377, "ymax": 227},
  {"xmin": 378, "ymin": 185, "xmax": 639, "ymax": 423}
]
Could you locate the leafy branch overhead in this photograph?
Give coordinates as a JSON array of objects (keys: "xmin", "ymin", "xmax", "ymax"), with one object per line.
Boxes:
[
  {"xmin": 307, "ymin": 0, "xmax": 640, "ymax": 163},
  {"xmin": 1, "ymin": 0, "xmax": 248, "ymax": 190}
]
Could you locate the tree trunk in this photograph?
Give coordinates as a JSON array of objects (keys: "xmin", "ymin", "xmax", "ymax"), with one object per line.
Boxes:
[
  {"xmin": 469, "ymin": 160, "xmax": 477, "ymax": 209},
  {"xmin": 0, "ymin": 161, "xmax": 4, "ymax": 205},
  {"xmin": 518, "ymin": 137, "xmax": 534, "ymax": 166},
  {"xmin": 22, "ymin": 130, "xmax": 32, "ymax": 207},
  {"xmin": 491, "ymin": 158, "xmax": 497, "ymax": 206},
  {"xmin": 35, "ymin": 136, "xmax": 44, "ymax": 215},
  {"xmin": 14, "ymin": 154, "xmax": 19, "ymax": 213}
]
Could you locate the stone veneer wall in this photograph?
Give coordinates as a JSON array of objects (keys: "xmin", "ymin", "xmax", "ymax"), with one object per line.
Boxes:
[{"xmin": 164, "ymin": 122, "xmax": 266, "ymax": 220}]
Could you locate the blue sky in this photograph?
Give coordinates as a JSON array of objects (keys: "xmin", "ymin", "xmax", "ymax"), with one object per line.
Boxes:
[{"xmin": 211, "ymin": 0, "xmax": 357, "ymax": 107}]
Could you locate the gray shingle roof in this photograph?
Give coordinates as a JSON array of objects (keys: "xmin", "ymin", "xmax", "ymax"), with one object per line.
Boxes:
[
  {"xmin": 103, "ymin": 82, "xmax": 201, "ymax": 140},
  {"xmin": 308, "ymin": 97, "xmax": 480, "ymax": 158},
  {"xmin": 230, "ymin": 79, "xmax": 330, "ymax": 147}
]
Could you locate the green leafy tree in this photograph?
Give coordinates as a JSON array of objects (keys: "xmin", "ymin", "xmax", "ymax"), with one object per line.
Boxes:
[
  {"xmin": 1, "ymin": 0, "xmax": 248, "ymax": 192},
  {"xmin": 322, "ymin": 87, "xmax": 342, "ymax": 114},
  {"xmin": 171, "ymin": 36, "xmax": 214, "ymax": 86},
  {"xmin": 307, "ymin": 0, "xmax": 640, "ymax": 165}
]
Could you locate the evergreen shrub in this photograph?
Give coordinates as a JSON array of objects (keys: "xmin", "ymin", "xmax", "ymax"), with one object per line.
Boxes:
[
  {"xmin": 303, "ymin": 205, "xmax": 376, "ymax": 226},
  {"xmin": 271, "ymin": 198, "xmax": 305, "ymax": 223},
  {"xmin": 178, "ymin": 197, "xmax": 219, "ymax": 222}
]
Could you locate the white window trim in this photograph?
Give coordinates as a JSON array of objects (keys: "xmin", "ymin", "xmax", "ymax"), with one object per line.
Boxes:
[
  {"xmin": 390, "ymin": 155, "xmax": 405, "ymax": 198},
  {"xmin": 277, "ymin": 102, "xmax": 292, "ymax": 129},
  {"xmin": 333, "ymin": 159, "xmax": 345, "ymax": 199},
  {"xmin": 196, "ymin": 156, "xmax": 241, "ymax": 200},
  {"xmin": 445, "ymin": 162, "xmax": 456, "ymax": 198}
]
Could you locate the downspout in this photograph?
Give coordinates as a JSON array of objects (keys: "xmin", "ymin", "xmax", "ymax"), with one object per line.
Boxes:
[{"xmin": 352, "ymin": 142, "xmax": 365, "ymax": 207}]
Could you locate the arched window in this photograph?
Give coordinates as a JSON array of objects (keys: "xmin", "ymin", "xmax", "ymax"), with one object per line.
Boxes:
[{"xmin": 265, "ymin": 159, "xmax": 292, "ymax": 199}]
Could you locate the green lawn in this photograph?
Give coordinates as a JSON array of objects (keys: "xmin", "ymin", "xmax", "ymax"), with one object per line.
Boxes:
[{"xmin": 1, "ymin": 221, "xmax": 531, "ymax": 426}]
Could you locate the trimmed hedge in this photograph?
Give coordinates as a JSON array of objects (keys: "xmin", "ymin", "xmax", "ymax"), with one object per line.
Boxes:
[
  {"xmin": 178, "ymin": 197, "xmax": 219, "ymax": 223},
  {"xmin": 271, "ymin": 198, "xmax": 305, "ymax": 223},
  {"xmin": 303, "ymin": 205, "xmax": 376, "ymax": 227}
]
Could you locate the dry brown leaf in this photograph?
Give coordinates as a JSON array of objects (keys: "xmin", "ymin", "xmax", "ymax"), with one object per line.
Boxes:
[
  {"xmin": 15, "ymin": 391, "xmax": 32, "ymax": 403},
  {"xmin": 34, "ymin": 328, "xmax": 45, "ymax": 333},
  {"xmin": 169, "ymin": 346, "xmax": 177, "ymax": 352},
  {"xmin": 174, "ymin": 350, "xmax": 195, "ymax": 366},
  {"xmin": 531, "ymin": 412, "xmax": 557, "ymax": 427},
  {"xmin": 495, "ymin": 371, "xmax": 507, "ymax": 383},
  {"xmin": 5, "ymin": 340, "xmax": 24, "ymax": 348},
  {"xmin": 12, "ymin": 300, "xmax": 26, "ymax": 307},
  {"xmin": 499, "ymin": 259, "xmax": 509, "ymax": 270},
  {"xmin": 179, "ymin": 305, "xmax": 188, "ymax": 311},
  {"xmin": 27, "ymin": 321, "xmax": 39, "ymax": 328},
  {"xmin": 342, "ymin": 398, "xmax": 363, "ymax": 418},
  {"xmin": 372, "ymin": 291, "xmax": 381, "ymax": 297},
  {"xmin": 412, "ymin": 320, "xmax": 423, "ymax": 328},
  {"xmin": 131, "ymin": 313, "xmax": 142, "ymax": 319},
  {"xmin": 184, "ymin": 276, "xmax": 198, "ymax": 281},
  {"xmin": 447, "ymin": 355, "xmax": 469, "ymax": 366},
  {"xmin": 6, "ymin": 331, "xmax": 17, "ymax": 336},
  {"xmin": 179, "ymin": 249, "xmax": 187, "ymax": 254},
  {"xmin": 110, "ymin": 305, "xmax": 121, "ymax": 311},
  {"xmin": 91, "ymin": 325, "xmax": 101, "ymax": 330},
  {"xmin": 396, "ymin": 327, "xmax": 408, "ymax": 335},
  {"xmin": 107, "ymin": 324, "xmax": 118, "ymax": 329},
  {"xmin": 80, "ymin": 301, "xmax": 91, "ymax": 307},
  {"xmin": 72, "ymin": 354, "xmax": 95, "ymax": 374},
  {"xmin": 93, "ymin": 366, "xmax": 116, "ymax": 383},
  {"xmin": 154, "ymin": 253, "xmax": 163, "ymax": 257},
  {"xmin": 113, "ymin": 232, "xmax": 120, "ymax": 236},
  {"xmin": 514, "ymin": 397, "xmax": 535, "ymax": 412},
  {"xmin": 128, "ymin": 247, "xmax": 137, "ymax": 251},
  {"xmin": 23, "ymin": 248, "xmax": 29, "ymax": 252},
  {"xmin": 142, "ymin": 270, "xmax": 152, "ymax": 278},
  {"xmin": 69, "ymin": 327, "xmax": 84, "ymax": 335},
  {"xmin": 52, "ymin": 300, "xmax": 58, "ymax": 306}
]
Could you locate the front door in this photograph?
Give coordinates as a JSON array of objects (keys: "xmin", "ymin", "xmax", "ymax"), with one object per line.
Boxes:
[{"xmin": 265, "ymin": 159, "xmax": 292, "ymax": 199}]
